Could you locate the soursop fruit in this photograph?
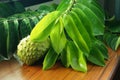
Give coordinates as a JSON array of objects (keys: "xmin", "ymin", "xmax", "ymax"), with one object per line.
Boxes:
[{"xmin": 17, "ymin": 35, "xmax": 50, "ymax": 65}]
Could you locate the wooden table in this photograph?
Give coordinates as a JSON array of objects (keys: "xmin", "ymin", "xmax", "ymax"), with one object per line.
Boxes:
[{"xmin": 0, "ymin": 48, "xmax": 120, "ymax": 80}]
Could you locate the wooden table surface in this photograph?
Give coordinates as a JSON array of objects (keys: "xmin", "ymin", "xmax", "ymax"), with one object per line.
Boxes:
[{"xmin": 0, "ymin": 48, "xmax": 120, "ymax": 80}]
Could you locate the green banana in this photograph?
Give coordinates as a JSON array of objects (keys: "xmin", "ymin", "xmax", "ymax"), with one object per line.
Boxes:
[
  {"xmin": 62, "ymin": 14, "xmax": 89, "ymax": 54},
  {"xmin": 88, "ymin": 42, "xmax": 105, "ymax": 66}
]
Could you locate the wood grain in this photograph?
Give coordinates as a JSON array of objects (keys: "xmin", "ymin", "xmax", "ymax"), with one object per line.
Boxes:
[
  {"xmin": 117, "ymin": 47, "xmax": 120, "ymax": 56},
  {"xmin": 0, "ymin": 48, "xmax": 120, "ymax": 80}
]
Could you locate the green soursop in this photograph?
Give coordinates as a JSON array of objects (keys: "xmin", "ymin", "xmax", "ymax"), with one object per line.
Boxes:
[{"xmin": 17, "ymin": 35, "xmax": 50, "ymax": 65}]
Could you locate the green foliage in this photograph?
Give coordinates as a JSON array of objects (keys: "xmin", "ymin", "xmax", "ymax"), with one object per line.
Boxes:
[
  {"xmin": 100, "ymin": 18, "xmax": 120, "ymax": 51},
  {"xmin": 67, "ymin": 41, "xmax": 87, "ymax": 72},
  {"xmin": 30, "ymin": 11, "xmax": 61, "ymax": 42},
  {"xmin": 1, "ymin": 0, "xmax": 118, "ymax": 73},
  {"xmin": 30, "ymin": 0, "xmax": 108, "ymax": 72},
  {"xmin": 0, "ymin": 18, "xmax": 8, "ymax": 59},
  {"xmin": 50, "ymin": 17, "xmax": 67, "ymax": 54},
  {"xmin": 43, "ymin": 48, "xmax": 59, "ymax": 70},
  {"xmin": 0, "ymin": 3, "xmax": 55, "ymax": 61},
  {"xmin": 103, "ymin": 32, "xmax": 120, "ymax": 51}
]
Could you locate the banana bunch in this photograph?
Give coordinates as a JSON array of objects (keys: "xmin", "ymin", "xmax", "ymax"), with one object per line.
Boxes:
[
  {"xmin": 30, "ymin": 0, "xmax": 108, "ymax": 72},
  {"xmin": 0, "ymin": 4, "xmax": 55, "ymax": 61}
]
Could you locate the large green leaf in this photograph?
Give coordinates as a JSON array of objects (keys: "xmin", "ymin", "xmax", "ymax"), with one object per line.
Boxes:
[
  {"xmin": 69, "ymin": 11, "xmax": 91, "ymax": 50},
  {"xmin": 56, "ymin": 0, "xmax": 71, "ymax": 12},
  {"xmin": 67, "ymin": 41, "xmax": 87, "ymax": 72},
  {"xmin": 72, "ymin": 8, "xmax": 94, "ymax": 37},
  {"xmin": 87, "ymin": 46, "xmax": 105, "ymax": 66},
  {"xmin": 86, "ymin": 0, "xmax": 105, "ymax": 14},
  {"xmin": 104, "ymin": 32, "xmax": 120, "ymax": 51},
  {"xmin": 60, "ymin": 44, "xmax": 70, "ymax": 68},
  {"xmin": 50, "ymin": 17, "xmax": 67, "ymax": 54},
  {"xmin": 93, "ymin": 40, "xmax": 109, "ymax": 59},
  {"xmin": 74, "ymin": 3, "xmax": 105, "ymax": 36},
  {"xmin": 43, "ymin": 48, "xmax": 58, "ymax": 70},
  {"xmin": 30, "ymin": 11, "xmax": 60, "ymax": 42},
  {"xmin": 63, "ymin": 14, "xmax": 90, "ymax": 54},
  {"xmin": 76, "ymin": 0, "xmax": 105, "ymax": 23}
]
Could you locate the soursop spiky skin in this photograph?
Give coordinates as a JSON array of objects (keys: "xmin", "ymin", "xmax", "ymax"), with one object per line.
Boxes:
[{"xmin": 17, "ymin": 35, "xmax": 50, "ymax": 65}]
